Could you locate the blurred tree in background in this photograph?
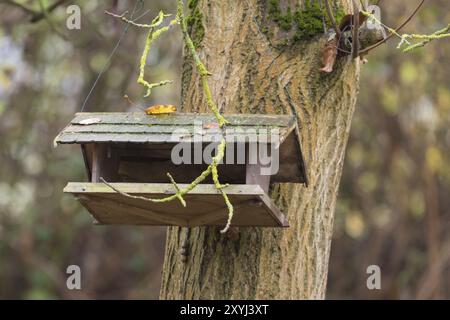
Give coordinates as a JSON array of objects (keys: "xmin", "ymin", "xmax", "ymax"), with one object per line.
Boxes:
[
  {"xmin": 328, "ymin": 0, "xmax": 450, "ymax": 299},
  {"xmin": 0, "ymin": 0, "xmax": 448, "ymax": 299}
]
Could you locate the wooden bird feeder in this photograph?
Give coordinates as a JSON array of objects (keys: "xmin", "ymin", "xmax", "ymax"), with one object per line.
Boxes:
[{"xmin": 55, "ymin": 112, "xmax": 307, "ymax": 228}]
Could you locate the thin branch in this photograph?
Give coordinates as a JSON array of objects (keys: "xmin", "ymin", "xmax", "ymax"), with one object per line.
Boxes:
[
  {"xmin": 30, "ymin": 0, "xmax": 68, "ymax": 23},
  {"xmin": 403, "ymin": 24, "xmax": 450, "ymax": 52},
  {"xmin": 107, "ymin": 9, "xmax": 177, "ymax": 96},
  {"xmin": 359, "ymin": 0, "xmax": 426, "ymax": 55},
  {"xmin": 167, "ymin": 173, "xmax": 187, "ymax": 207},
  {"xmin": 104, "ymin": 9, "xmax": 173, "ymax": 29},
  {"xmin": 360, "ymin": 7, "xmax": 449, "ymax": 52},
  {"xmin": 100, "ymin": 177, "xmax": 167, "ymax": 203},
  {"xmin": 324, "ymin": 0, "xmax": 340, "ymax": 37},
  {"xmin": 137, "ymin": 13, "xmax": 178, "ymax": 96},
  {"xmin": 352, "ymin": 0, "xmax": 360, "ymax": 59},
  {"xmin": 218, "ymin": 189, "xmax": 234, "ymax": 234}
]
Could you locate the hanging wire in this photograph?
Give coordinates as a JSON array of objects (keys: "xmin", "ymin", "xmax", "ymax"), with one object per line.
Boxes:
[
  {"xmin": 133, "ymin": 7, "xmax": 152, "ymax": 22},
  {"xmin": 80, "ymin": 0, "xmax": 144, "ymax": 112}
]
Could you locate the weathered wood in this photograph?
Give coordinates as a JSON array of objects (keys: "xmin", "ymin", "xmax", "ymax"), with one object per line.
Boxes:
[
  {"xmin": 278, "ymin": 127, "xmax": 309, "ymax": 185},
  {"xmin": 246, "ymin": 145, "xmax": 271, "ymax": 194},
  {"xmin": 80, "ymin": 140, "xmax": 306, "ymax": 185},
  {"xmin": 65, "ymin": 182, "xmax": 289, "ymax": 227},
  {"xmin": 90, "ymin": 144, "xmax": 119, "ymax": 182},
  {"xmin": 188, "ymin": 199, "xmax": 262, "ymax": 225},
  {"xmin": 83, "ymin": 194, "xmax": 189, "ymax": 226},
  {"xmin": 56, "ymin": 128, "xmax": 293, "ymax": 143},
  {"xmin": 118, "ymin": 160, "xmax": 246, "ymax": 184},
  {"xmin": 81, "ymin": 144, "xmax": 92, "ymax": 181},
  {"xmin": 58, "ymin": 124, "xmax": 292, "ymax": 135},
  {"xmin": 58, "ymin": 132, "xmax": 290, "ymax": 144},
  {"xmin": 65, "ymin": 182, "xmax": 265, "ymax": 195},
  {"xmin": 71, "ymin": 112, "xmax": 296, "ymax": 126},
  {"xmin": 91, "ymin": 145, "xmax": 101, "ymax": 182}
]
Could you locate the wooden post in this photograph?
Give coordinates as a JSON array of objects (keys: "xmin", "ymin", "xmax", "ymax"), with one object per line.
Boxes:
[
  {"xmin": 91, "ymin": 144, "xmax": 119, "ymax": 183},
  {"xmin": 246, "ymin": 143, "xmax": 271, "ymax": 194}
]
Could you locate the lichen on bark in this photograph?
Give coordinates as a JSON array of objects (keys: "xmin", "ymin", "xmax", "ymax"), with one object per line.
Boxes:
[{"xmin": 186, "ymin": 0, "xmax": 205, "ymax": 47}]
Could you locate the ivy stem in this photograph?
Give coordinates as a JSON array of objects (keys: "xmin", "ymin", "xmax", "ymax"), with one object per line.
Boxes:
[{"xmin": 177, "ymin": 0, "xmax": 229, "ymax": 127}]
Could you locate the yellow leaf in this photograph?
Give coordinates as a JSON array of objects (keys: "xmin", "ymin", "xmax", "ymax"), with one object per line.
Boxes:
[{"xmin": 145, "ymin": 104, "xmax": 177, "ymax": 115}]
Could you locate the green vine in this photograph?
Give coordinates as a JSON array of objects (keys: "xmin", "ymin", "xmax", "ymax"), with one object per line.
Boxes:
[
  {"xmin": 137, "ymin": 12, "xmax": 178, "ymax": 96},
  {"xmin": 361, "ymin": 11, "xmax": 450, "ymax": 53},
  {"xmin": 105, "ymin": 9, "xmax": 178, "ymax": 97},
  {"xmin": 177, "ymin": 1, "xmax": 229, "ymax": 127},
  {"xmin": 402, "ymin": 24, "xmax": 450, "ymax": 52},
  {"xmin": 104, "ymin": 0, "xmax": 234, "ymax": 233}
]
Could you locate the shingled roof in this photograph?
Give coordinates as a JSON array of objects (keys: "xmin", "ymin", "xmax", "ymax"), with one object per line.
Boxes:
[
  {"xmin": 54, "ymin": 112, "xmax": 307, "ymax": 184},
  {"xmin": 54, "ymin": 112, "xmax": 298, "ymax": 144}
]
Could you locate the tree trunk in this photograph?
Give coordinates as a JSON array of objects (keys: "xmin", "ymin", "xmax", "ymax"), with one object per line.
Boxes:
[{"xmin": 160, "ymin": 0, "xmax": 359, "ymax": 299}]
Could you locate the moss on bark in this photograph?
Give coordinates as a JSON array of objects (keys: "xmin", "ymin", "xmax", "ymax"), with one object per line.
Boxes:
[
  {"xmin": 186, "ymin": 0, "xmax": 205, "ymax": 47},
  {"xmin": 266, "ymin": 0, "xmax": 345, "ymax": 43}
]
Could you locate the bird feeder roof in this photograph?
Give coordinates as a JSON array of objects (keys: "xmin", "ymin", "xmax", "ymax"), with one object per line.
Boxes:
[
  {"xmin": 55, "ymin": 112, "xmax": 307, "ymax": 184},
  {"xmin": 56, "ymin": 112, "xmax": 296, "ymax": 144}
]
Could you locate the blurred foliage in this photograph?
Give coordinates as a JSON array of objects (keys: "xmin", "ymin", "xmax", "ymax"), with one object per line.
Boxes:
[
  {"xmin": 0, "ymin": 0, "xmax": 181, "ymax": 299},
  {"xmin": 0, "ymin": 0, "xmax": 448, "ymax": 299},
  {"xmin": 328, "ymin": 0, "xmax": 450, "ymax": 299}
]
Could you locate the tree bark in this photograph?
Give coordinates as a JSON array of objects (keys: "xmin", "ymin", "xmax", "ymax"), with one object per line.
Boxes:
[{"xmin": 160, "ymin": 0, "xmax": 359, "ymax": 299}]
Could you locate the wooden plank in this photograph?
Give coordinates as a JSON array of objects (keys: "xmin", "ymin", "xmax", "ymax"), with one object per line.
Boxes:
[
  {"xmin": 65, "ymin": 182, "xmax": 289, "ymax": 227},
  {"xmin": 81, "ymin": 144, "xmax": 91, "ymax": 181},
  {"xmin": 188, "ymin": 198, "xmax": 264, "ymax": 226},
  {"xmin": 277, "ymin": 126, "xmax": 307, "ymax": 183},
  {"xmin": 259, "ymin": 192, "xmax": 289, "ymax": 227},
  {"xmin": 91, "ymin": 145, "xmax": 101, "ymax": 182},
  {"xmin": 86, "ymin": 194, "xmax": 188, "ymax": 225},
  {"xmin": 90, "ymin": 144, "xmax": 119, "ymax": 182},
  {"xmin": 61, "ymin": 124, "xmax": 292, "ymax": 139},
  {"xmin": 246, "ymin": 144, "xmax": 271, "ymax": 193},
  {"xmin": 64, "ymin": 182, "xmax": 265, "ymax": 195},
  {"xmin": 79, "ymin": 196, "xmax": 179, "ymax": 226},
  {"xmin": 64, "ymin": 124, "xmax": 194, "ymax": 134},
  {"xmin": 71, "ymin": 112, "xmax": 294, "ymax": 127},
  {"xmin": 56, "ymin": 132, "xmax": 291, "ymax": 145}
]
